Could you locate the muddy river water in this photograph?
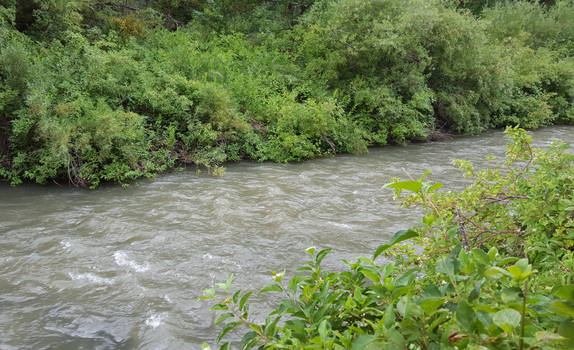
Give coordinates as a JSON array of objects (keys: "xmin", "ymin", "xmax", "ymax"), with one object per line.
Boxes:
[{"xmin": 1, "ymin": 126, "xmax": 572, "ymax": 349}]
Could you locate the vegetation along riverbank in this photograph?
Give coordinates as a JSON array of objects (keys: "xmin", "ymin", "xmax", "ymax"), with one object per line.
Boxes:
[
  {"xmin": 1, "ymin": 0, "xmax": 573, "ymax": 188},
  {"xmin": 202, "ymin": 127, "xmax": 574, "ymax": 349}
]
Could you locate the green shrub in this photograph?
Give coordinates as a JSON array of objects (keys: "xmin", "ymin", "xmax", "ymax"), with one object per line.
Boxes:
[
  {"xmin": 1, "ymin": 0, "xmax": 574, "ymax": 187},
  {"xmin": 385, "ymin": 127, "xmax": 573, "ymax": 284},
  {"xmin": 295, "ymin": 0, "xmax": 512, "ymax": 135},
  {"xmin": 483, "ymin": 0, "xmax": 574, "ymax": 55}
]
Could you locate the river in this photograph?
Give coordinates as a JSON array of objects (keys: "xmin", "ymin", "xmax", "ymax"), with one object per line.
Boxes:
[{"xmin": 1, "ymin": 126, "xmax": 572, "ymax": 349}]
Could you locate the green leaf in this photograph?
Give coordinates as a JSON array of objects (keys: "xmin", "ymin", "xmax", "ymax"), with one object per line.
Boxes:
[
  {"xmin": 558, "ymin": 320, "xmax": 574, "ymax": 346},
  {"xmin": 469, "ymin": 283, "xmax": 482, "ymax": 302},
  {"xmin": 420, "ymin": 297, "xmax": 445, "ymax": 315},
  {"xmin": 506, "ymin": 259, "xmax": 532, "ymax": 281},
  {"xmin": 216, "ymin": 274, "xmax": 233, "ymax": 290},
  {"xmin": 318, "ymin": 319, "xmax": 330, "ymax": 343},
  {"xmin": 360, "ymin": 267, "xmax": 380, "ymax": 283},
  {"xmin": 201, "ymin": 342, "xmax": 212, "ymax": 350},
  {"xmin": 456, "ymin": 301, "xmax": 476, "ymax": 329},
  {"xmin": 420, "ymin": 170, "xmax": 432, "ymax": 181},
  {"xmin": 203, "ymin": 288, "xmax": 215, "ymax": 297},
  {"xmin": 555, "ymin": 285, "xmax": 574, "ymax": 302},
  {"xmin": 264, "ymin": 316, "xmax": 281, "ymax": 338},
  {"xmin": 397, "ymin": 295, "xmax": 411, "ymax": 318},
  {"xmin": 258, "ymin": 284, "xmax": 282, "ymax": 294},
  {"xmin": 217, "ymin": 321, "xmax": 240, "ymax": 344},
  {"xmin": 383, "ymin": 303, "xmax": 395, "ymax": 329},
  {"xmin": 284, "ymin": 319, "xmax": 306, "ymax": 334},
  {"xmin": 476, "ymin": 310, "xmax": 494, "ymax": 330},
  {"xmin": 506, "ymin": 266, "xmax": 522, "ymax": 279},
  {"xmin": 488, "ymin": 247, "xmax": 498, "ymax": 261},
  {"xmin": 271, "ymin": 299, "xmax": 294, "ymax": 316},
  {"xmin": 240, "ymin": 331, "xmax": 259, "ymax": 349},
  {"xmin": 272, "ymin": 270, "xmax": 284, "ymax": 283},
  {"xmin": 384, "ymin": 329, "xmax": 405, "ymax": 348},
  {"xmin": 497, "ymin": 257, "xmax": 519, "ymax": 266},
  {"xmin": 501, "ymin": 287, "xmax": 521, "ymax": 304},
  {"xmin": 484, "ymin": 266, "xmax": 512, "ymax": 280},
  {"xmin": 550, "ymin": 301, "xmax": 574, "ymax": 317},
  {"xmin": 428, "ymin": 182, "xmax": 443, "ymax": 192},
  {"xmin": 471, "ymin": 249, "xmax": 490, "ymax": 266},
  {"xmin": 232, "ymin": 290, "xmax": 241, "ymax": 304},
  {"xmin": 316, "ymin": 248, "xmax": 332, "ymax": 265},
  {"xmin": 351, "ymin": 335, "xmax": 376, "ymax": 350},
  {"xmin": 248, "ymin": 323, "xmax": 263, "ymax": 334},
  {"xmin": 353, "ymin": 285, "xmax": 365, "ymax": 304},
  {"xmin": 514, "ymin": 258, "xmax": 530, "ymax": 272},
  {"xmin": 395, "ymin": 269, "xmax": 418, "ymax": 287},
  {"xmin": 422, "ymin": 285, "xmax": 442, "ymax": 298},
  {"xmin": 287, "ymin": 275, "xmax": 305, "ymax": 294},
  {"xmin": 239, "ymin": 291, "xmax": 252, "ymax": 311},
  {"xmin": 535, "ymin": 331, "xmax": 565, "ymax": 342},
  {"xmin": 392, "ymin": 285, "xmax": 413, "ymax": 298},
  {"xmin": 422, "ymin": 214, "xmax": 435, "ymax": 226},
  {"xmin": 429, "ymin": 311, "xmax": 449, "ymax": 331},
  {"xmin": 357, "ymin": 257, "xmax": 376, "ymax": 266},
  {"xmin": 383, "ymin": 180, "xmax": 422, "ymax": 192},
  {"xmin": 215, "ymin": 312, "xmax": 234, "ymax": 325},
  {"xmin": 436, "ymin": 254, "xmax": 458, "ymax": 283},
  {"xmin": 493, "ymin": 309, "xmax": 521, "ymax": 333},
  {"xmin": 474, "ymin": 304, "xmax": 497, "ymax": 313},
  {"xmin": 373, "ymin": 230, "xmax": 417, "ymax": 260},
  {"xmin": 212, "ymin": 303, "xmax": 229, "ymax": 311},
  {"xmin": 447, "ymin": 226, "xmax": 459, "ymax": 241}
]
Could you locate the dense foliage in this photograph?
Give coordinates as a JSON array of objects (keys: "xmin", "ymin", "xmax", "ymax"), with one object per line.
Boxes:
[
  {"xmin": 1, "ymin": 0, "xmax": 573, "ymax": 187},
  {"xmin": 201, "ymin": 128, "xmax": 574, "ymax": 349}
]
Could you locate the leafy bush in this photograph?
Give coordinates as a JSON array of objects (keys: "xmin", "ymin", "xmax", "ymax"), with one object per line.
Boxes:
[
  {"xmin": 292, "ymin": 0, "xmax": 573, "ymax": 136},
  {"xmin": 1, "ymin": 0, "xmax": 574, "ymax": 187},
  {"xmin": 483, "ymin": 0, "xmax": 574, "ymax": 55},
  {"xmin": 386, "ymin": 127, "xmax": 574, "ymax": 279},
  {"xmin": 203, "ymin": 248, "xmax": 574, "ymax": 349},
  {"xmin": 202, "ymin": 129, "xmax": 574, "ymax": 349}
]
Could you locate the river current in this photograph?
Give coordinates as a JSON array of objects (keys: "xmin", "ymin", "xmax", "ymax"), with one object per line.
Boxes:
[{"xmin": 1, "ymin": 126, "xmax": 572, "ymax": 349}]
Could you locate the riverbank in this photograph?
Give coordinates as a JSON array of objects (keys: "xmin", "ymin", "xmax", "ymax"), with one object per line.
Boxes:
[{"xmin": 1, "ymin": 0, "xmax": 573, "ymax": 188}]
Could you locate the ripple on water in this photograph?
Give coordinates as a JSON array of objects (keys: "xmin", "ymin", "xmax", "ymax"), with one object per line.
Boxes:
[
  {"xmin": 145, "ymin": 312, "xmax": 167, "ymax": 329},
  {"xmin": 68, "ymin": 273, "xmax": 114, "ymax": 286},
  {"xmin": 113, "ymin": 251, "xmax": 150, "ymax": 273},
  {"xmin": 0, "ymin": 126, "xmax": 572, "ymax": 349}
]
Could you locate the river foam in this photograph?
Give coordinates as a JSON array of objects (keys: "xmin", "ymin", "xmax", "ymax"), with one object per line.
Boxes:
[{"xmin": 113, "ymin": 251, "xmax": 150, "ymax": 273}]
